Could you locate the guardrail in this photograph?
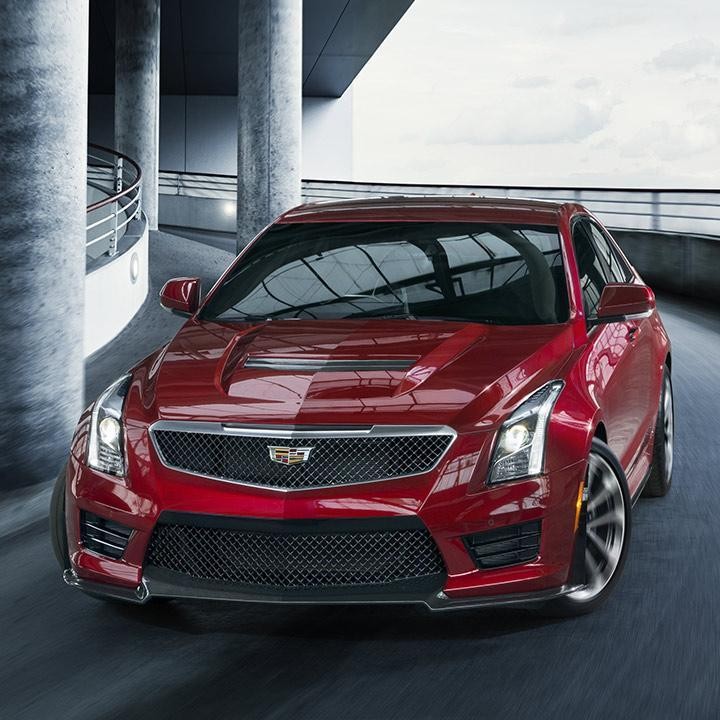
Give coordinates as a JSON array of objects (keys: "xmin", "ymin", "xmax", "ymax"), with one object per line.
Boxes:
[
  {"xmin": 158, "ymin": 171, "xmax": 720, "ymax": 238},
  {"xmin": 87, "ymin": 144, "xmax": 142, "ymax": 257}
]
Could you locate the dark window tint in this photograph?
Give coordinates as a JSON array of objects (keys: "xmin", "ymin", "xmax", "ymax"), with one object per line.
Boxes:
[
  {"xmin": 201, "ymin": 222, "xmax": 570, "ymax": 326},
  {"xmin": 588, "ymin": 223, "xmax": 632, "ymax": 283},
  {"xmin": 572, "ymin": 219, "xmax": 609, "ymax": 318}
]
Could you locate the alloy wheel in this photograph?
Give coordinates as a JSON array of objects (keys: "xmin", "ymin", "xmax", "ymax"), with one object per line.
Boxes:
[
  {"xmin": 663, "ymin": 375, "xmax": 674, "ymax": 481},
  {"xmin": 568, "ymin": 453, "xmax": 626, "ymax": 602}
]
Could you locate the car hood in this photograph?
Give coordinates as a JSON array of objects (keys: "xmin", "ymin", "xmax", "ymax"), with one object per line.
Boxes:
[{"xmin": 145, "ymin": 318, "xmax": 576, "ymax": 430}]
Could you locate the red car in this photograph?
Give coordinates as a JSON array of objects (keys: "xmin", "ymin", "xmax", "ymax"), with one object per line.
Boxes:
[{"xmin": 51, "ymin": 197, "xmax": 673, "ymax": 616}]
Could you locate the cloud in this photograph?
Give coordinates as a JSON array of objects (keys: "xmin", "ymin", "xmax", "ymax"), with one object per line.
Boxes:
[
  {"xmin": 430, "ymin": 94, "xmax": 614, "ymax": 146},
  {"xmin": 620, "ymin": 120, "xmax": 719, "ymax": 161},
  {"xmin": 550, "ymin": 6, "xmax": 644, "ymax": 35},
  {"xmin": 512, "ymin": 76, "xmax": 553, "ymax": 89},
  {"xmin": 650, "ymin": 38, "xmax": 720, "ymax": 71},
  {"xmin": 575, "ymin": 76, "xmax": 600, "ymax": 90}
]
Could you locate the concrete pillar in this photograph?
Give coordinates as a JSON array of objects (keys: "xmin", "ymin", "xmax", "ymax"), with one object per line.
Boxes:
[
  {"xmin": 115, "ymin": 0, "xmax": 160, "ymax": 231},
  {"xmin": 0, "ymin": 0, "xmax": 88, "ymax": 489},
  {"xmin": 237, "ymin": 0, "xmax": 302, "ymax": 252}
]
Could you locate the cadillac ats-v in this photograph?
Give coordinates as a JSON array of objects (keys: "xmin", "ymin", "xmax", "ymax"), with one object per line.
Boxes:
[{"xmin": 52, "ymin": 197, "xmax": 673, "ymax": 616}]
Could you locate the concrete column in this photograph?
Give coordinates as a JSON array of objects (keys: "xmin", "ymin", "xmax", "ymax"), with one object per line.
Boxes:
[
  {"xmin": 115, "ymin": 0, "xmax": 160, "ymax": 231},
  {"xmin": 237, "ymin": 0, "xmax": 302, "ymax": 252},
  {"xmin": 0, "ymin": 0, "xmax": 88, "ymax": 489}
]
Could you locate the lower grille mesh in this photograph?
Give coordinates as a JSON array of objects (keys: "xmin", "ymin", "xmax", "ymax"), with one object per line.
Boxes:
[{"xmin": 145, "ymin": 517, "xmax": 445, "ymax": 590}]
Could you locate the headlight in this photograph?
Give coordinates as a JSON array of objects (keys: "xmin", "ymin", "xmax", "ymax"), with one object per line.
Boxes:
[
  {"xmin": 488, "ymin": 380, "xmax": 564, "ymax": 484},
  {"xmin": 87, "ymin": 374, "xmax": 132, "ymax": 476}
]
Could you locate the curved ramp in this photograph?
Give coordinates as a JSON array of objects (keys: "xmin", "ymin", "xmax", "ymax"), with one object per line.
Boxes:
[{"xmin": 1, "ymin": 230, "xmax": 718, "ymax": 719}]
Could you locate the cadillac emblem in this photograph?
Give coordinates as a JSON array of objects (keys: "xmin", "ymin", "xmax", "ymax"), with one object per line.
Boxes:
[{"xmin": 268, "ymin": 446, "xmax": 313, "ymax": 465}]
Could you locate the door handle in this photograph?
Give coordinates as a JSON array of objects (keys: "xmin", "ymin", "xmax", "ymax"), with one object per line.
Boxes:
[{"xmin": 626, "ymin": 325, "xmax": 639, "ymax": 341}]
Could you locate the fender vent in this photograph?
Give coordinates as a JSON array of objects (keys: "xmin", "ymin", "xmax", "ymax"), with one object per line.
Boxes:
[
  {"xmin": 243, "ymin": 357, "xmax": 416, "ymax": 372},
  {"xmin": 464, "ymin": 521, "xmax": 541, "ymax": 569},
  {"xmin": 80, "ymin": 511, "xmax": 133, "ymax": 560}
]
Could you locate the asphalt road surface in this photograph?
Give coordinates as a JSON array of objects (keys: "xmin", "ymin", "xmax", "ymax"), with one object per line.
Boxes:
[{"xmin": 2, "ymin": 231, "xmax": 719, "ymax": 719}]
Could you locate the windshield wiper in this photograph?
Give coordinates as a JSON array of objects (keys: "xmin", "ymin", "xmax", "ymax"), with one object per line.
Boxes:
[
  {"xmin": 361, "ymin": 312, "xmax": 417, "ymax": 320},
  {"xmin": 416, "ymin": 315, "xmax": 500, "ymax": 324},
  {"xmin": 212, "ymin": 314, "xmax": 275, "ymax": 323}
]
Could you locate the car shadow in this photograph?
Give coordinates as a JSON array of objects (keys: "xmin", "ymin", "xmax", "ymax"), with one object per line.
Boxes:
[{"xmin": 110, "ymin": 597, "xmax": 569, "ymax": 641}]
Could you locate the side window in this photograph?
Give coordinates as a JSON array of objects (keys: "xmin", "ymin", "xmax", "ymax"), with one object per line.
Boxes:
[
  {"xmin": 588, "ymin": 223, "xmax": 633, "ymax": 283},
  {"xmin": 572, "ymin": 219, "xmax": 609, "ymax": 319}
]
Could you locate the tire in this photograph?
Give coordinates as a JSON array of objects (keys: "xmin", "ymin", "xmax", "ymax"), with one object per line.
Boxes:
[
  {"xmin": 642, "ymin": 368, "xmax": 674, "ymax": 498},
  {"xmin": 542, "ymin": 438, "xmax": 632, "ymax": 617},
  {"xmin": 49, "ymin": 465, "xmax": 70, "ymax": 571}
]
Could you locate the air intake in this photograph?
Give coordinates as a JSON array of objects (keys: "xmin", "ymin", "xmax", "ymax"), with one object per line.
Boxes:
[
  {"xmin": 145, "ymin": 514, "xmax": 446, "ymax": 591},
  {"xmin": 243, "ymin": 357, "xmax": 416, "ymax": 372},
  {"xmin": 464, "ymin": 521, "xmax": 541, "ymax": 570},
  {"xmin": 80, "ymin": 511, "xmax": 133, "ymax": 560}
]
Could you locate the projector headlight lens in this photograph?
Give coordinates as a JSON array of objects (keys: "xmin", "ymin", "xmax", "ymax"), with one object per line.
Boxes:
[
  {"xmin": 98, "ymin": 416, "xmax": 121, "ymax": 450},
  {"xmin": 499, "ymin": 423, "xmax": 531, "ymax": 455},
  {"xmin": 87, "ymin": 374, "xmax": 132, "ymax": 476},
  {"xmin": 489, "ymin": 380, "xmax": 564, "ymax": 484}
]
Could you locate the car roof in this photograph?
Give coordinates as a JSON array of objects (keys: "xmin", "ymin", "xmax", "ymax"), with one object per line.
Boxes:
[{"xmin": 279, "ymin": 195, "xmax": 581, "ymax": 225}]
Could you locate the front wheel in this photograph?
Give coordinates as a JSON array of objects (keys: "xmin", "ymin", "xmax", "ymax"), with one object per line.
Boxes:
[{"xmin": 543, "ymin": 438, "xmax": 632, "ymax": 617}]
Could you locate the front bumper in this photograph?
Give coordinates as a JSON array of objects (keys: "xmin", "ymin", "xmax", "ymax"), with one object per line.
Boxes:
[{"xmin": 64, "ymin": 437, "xmax": 587, "ymax": 609}]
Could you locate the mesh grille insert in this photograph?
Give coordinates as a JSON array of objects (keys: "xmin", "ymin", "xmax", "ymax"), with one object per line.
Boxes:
[
  {"xmin": 145, "ymin": 516, "xmax": 446, "ymax": 590},
  {"xmin": 151, "ymin": 429, "xmax": 453, "ymax": 489}
]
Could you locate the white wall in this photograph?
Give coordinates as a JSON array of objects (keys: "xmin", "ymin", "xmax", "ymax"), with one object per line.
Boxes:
[
  {"xmin": 302, "ymin": 90, "xmax": 353, "ymax": 180},
  {"xmin": 84, "ymin": 222, "xmax": 149, "ymax": 357},
  {"xmin": 89, "ymin": 93, "xmax": 353, "ymax": 179}
]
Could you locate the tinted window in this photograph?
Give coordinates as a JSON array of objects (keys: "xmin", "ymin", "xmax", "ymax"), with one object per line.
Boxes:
[
  {"xmin": 588, "ymin": 223, "xmax": 632, "ymax": 283},
  {"xmin": 201, "ymin": 222, "xmax": 569, "ymax": 325},
  {"xmin": 572, "ymin": 219, "xmax": 608, "ymax": 318}
]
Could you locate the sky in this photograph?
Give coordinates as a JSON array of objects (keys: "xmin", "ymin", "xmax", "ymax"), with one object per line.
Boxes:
[{"xmin": 351, "ymin": 0, "xmax": 720, "ymax": 188}]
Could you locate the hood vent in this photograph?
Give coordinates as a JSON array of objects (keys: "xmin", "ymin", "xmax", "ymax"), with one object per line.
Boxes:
[{"xmin": 243, "ymin": 357, "xmax": 416, "ymax": 372}]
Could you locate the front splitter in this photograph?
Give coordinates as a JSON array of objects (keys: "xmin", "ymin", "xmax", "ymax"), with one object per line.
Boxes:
[{"xmin": 63, "ymin": 569, "xmax": 582, "ymax": 611}]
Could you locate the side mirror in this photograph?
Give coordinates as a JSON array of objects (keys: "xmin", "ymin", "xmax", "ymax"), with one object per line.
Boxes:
[
  {"xmin": 596, "ymin": 283, "xmax": 655, "ymax": 323},
  {"xmin": 159, "ymin": 277, "xmax": 201, "ymax": 317}
]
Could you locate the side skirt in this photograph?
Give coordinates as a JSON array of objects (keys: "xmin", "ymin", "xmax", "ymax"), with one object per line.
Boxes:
[{"xmin": 631, "ymin": 466, "xmax": 653, "ymax": 507}]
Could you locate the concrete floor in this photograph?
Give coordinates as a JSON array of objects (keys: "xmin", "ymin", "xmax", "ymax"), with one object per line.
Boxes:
[{"xmin": 1, "ymin": 230, "xmax": 719, "ymax": 719}]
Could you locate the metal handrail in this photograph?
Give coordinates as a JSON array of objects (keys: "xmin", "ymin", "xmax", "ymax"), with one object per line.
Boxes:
[
  {"xmin": 156, "ymin": 170, "xmax": 720, "ymax": 237},
  {"xmin": 86, "ymin": 143, "xmax": 142, "ymax": 257}
]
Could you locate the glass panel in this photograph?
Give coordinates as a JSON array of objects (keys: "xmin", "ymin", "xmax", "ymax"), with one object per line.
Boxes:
[{"xmin": 202, "ymin": 222, "xmax": 570, "ymax": 326}]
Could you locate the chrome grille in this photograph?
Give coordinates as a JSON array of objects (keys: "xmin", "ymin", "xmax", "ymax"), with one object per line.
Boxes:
[
  {"xmin": 150, "ymin": 424, "xmax": 454, "ymax": 490},
  {"xmin": 145, "ymin": 515, "xmax": 445, "ymax": 590}
]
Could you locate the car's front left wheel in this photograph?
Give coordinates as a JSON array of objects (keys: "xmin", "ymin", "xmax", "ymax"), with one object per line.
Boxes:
[{"xmin": 543, "ymin": 438, "xmax": 632, "ymax": 616}]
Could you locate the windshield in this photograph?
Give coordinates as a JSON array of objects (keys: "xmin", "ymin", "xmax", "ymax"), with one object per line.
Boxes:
[{"xmin": 201, "ymin": 221, "xmax": 569, "ymax": 325}]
